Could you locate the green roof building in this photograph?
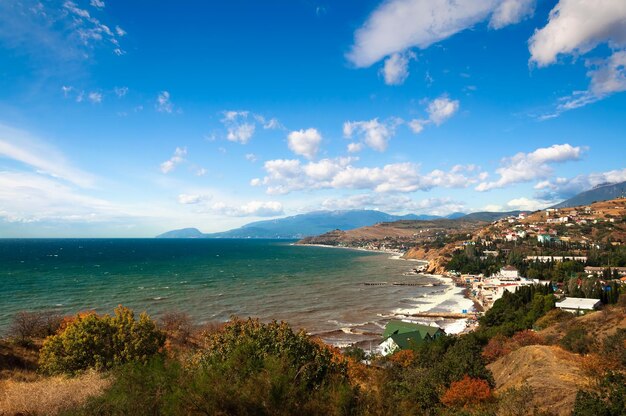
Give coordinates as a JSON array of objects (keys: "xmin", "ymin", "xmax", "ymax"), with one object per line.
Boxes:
[{"xmin": 380, "ymin": 320, "xmax": 445, "ymax": 356}]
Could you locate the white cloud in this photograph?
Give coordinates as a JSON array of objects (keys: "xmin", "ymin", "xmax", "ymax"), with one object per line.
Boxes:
[
  {"xmin": 287, "ymin": 128, "xmax": 322, "ymax": 159},
  {"xmin": 381, "ymin": 52, "xmax": 414, "ymax": 85},
  {"xmin": 426, "ymin": 96, "xmax": 460, "ymax": 125},
  {"xmin": 506, "ymin": 197, "xmax": 547, "ymax": 211},
  {"xmin": 178, "ymin": 194, "xmax": 204, "ymax": 205},
  {"xmin": 253, "ymin": 157, "xmax": 479, "ymax": 195},
  {"xmin": 90, "ymin": 0, "xmax": 105, "ymax": 9},
  {"xmin": 88, "ymin": 91, "xmax": 102, "ymax": 103},
  {"xmin": 548, "ymin": 51, "xmax": 626, "ymax": 116},
  {"xmin": 0, "ymin": 171, "xmax": 114, "ymax": 223},
  {"xmin": 156, "ymin": 91, "xmax": 173, "ymax": 113},
  {"xmin": 347, "ymin": 142, "xmax": 363, "ymax": 153},
  {"xmin": 529, "ymin": 1, "xmax": 626, "ymax": 116},
  {"xmin": 114, "ymin": 86, "xmax": 128, "ymax": 97},
  {"xmin": 320, "ymin": 194, "xmax": 465, "ymax": 215},
  {"xmin": 0, "ymin": 0, "xmax": 126, "ymax": 65},
  {"xmin": 219, "ymin": 111, "xmax": 283, "ymax": 144},
  {"xmin": 211, "ymin": 201, "xmax": 283, "ymax": 217},
  {"xmin": 347, "ymin": 0, "xmax": 499, "ymax": 68},
  {"xmin": 343, "ymin": 118, "xmax": 399, "ymax": 152},
  {"xmin": 160, "ymin": 147, "xmax": 187, "ymax": 174},
  {"xmin": 534, "ymin": 168, "xmax": 626, "ymax": 200},
  {"xmin": 115, "ymin": 25, "xmax": 126, "ymax": 37},
  {"xmin": 408, "ymin": 119, "xmax": 425, "ymax": 134},
  {"xmin": 476, "ymin": 143, "xmax": 583, "ymax": 191},
  {"xmin": 245, "ymin": 153, "xmax": 257, "ymax": 162},
  {"xmin": 529, "ymin": 0, "xmax": 626, "ymax": 68},
  {"xmin": 0, "ymin": 123, "xmax": 96, "ymax": 188},
  {"xmin": 227, "ymin": 123, "xmax": 255, "ymax": 144},
  {"xmin": 489, "ymin": 0, "xmax": 535, "ymax": 29}
]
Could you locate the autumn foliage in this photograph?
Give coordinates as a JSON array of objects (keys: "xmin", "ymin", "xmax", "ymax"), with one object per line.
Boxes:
[
  {"xmin": 482, "ymin": 330, "xmax": 544, "ymax": 363},
  {"xmin": 441, "ymin": 375, "xmax": 492, "ymax": 409}
]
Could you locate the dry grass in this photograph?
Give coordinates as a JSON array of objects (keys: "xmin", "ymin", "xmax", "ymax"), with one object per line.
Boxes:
[
  {"xmin": 0, "ymin": 371, "xmax": 111, "ymax": 416},
  {"xmin": 488, "ymin": 345, "xmax": 592, "ymax": 416}
]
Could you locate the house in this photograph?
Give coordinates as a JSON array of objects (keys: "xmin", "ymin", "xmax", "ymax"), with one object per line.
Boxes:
[
  {"xmin": 380, "ymin": 320, "xmax": 445, "ymax": 356},
  {"xmin": 498, "ymin": 265, "xmax": 519, "ymax": 280},
  {"xmin": 555, "ymin": 297, "xmax": 601, "ymax": 314},
  {"xmin": 538, "ymin": 234, "xmax": 552, "ymax": 243}
]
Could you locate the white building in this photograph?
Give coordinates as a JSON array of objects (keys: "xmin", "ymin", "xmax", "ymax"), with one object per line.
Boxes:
[{"xmin": 555, "ymin": 298, "xmax": 601, "ymax": 314}]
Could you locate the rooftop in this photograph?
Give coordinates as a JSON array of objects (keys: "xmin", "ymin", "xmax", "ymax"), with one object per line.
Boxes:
[{"xmin": 555, "ymin": 297, "xmax": 601, "ymax": 310}]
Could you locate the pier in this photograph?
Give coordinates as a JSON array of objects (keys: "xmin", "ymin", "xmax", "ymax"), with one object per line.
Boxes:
[
  {"xmin": 396, "ymin": 312, "xmax": 481, "ymax": 319},
  {"xmin": 364, "ymin": 282, "xmax": 443, "ymax": 287}
]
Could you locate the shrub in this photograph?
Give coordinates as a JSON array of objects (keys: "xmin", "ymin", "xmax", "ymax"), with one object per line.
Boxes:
[
  {"xmin": 560, "ymin": 326, "xmax": 593, "ymax": 355},
  {"xmin": 533, "ymin": 308, "xmax": 573, "ymax": 330},
  {"xmin": 195, "ymin": 317, "xmax": 348, "ymax": 389},
  {"xmin": 39, "ymin": 306, "xmax": 165, "ymax": 375},
  {"xmin": 441, "ymin": 375, "xmax": 492, "ymax": 409},
  {"xmin": 482, "ymin": 335, "xmax": 512, "ymax": 363},
  {"xmin": 343, "ymin": 345, "xmax": 367, "ymax": 362},
  {"xmin": 8, "ymin": 310, "xmax": 63, "ymax": 345},
  {"xmin": 160, "ymin": 311, "xmax": 193, "ymax": 347},
  {"xmin": 74, "ymin": 319, "xmax": 358, "ymax": 415}
]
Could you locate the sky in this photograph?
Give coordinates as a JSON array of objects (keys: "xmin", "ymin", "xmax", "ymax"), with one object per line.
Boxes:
[{"xmin": 0, "ymin": 0, "xmax": 625, "ymax": 237}]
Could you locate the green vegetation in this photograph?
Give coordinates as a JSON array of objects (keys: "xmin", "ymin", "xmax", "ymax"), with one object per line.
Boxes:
[
  {"xmin": 477, "ymin": 284, "xmax": 555, "ymax": 338},
  {"xmin": 39, "ymin": 306, "xmax": 165, "ymax": 375},
  {"xmin": 69, "ymin": 317, "xmax": 357, "ymax": 416}
]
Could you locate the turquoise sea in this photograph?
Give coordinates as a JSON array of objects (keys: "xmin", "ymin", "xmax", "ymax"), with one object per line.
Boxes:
[{"xmin": 0, "ymin": 239, "xmax": 471, "ymax": 346}]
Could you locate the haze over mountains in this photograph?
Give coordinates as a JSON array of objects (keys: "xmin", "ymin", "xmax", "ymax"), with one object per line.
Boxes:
[
  {"xmin": 156, "ymin": 210, "xmax": 507, "ymax": 239},
  {"xmin": 157, "ymin": 181, "xmax": 626, "ymax": 239}
]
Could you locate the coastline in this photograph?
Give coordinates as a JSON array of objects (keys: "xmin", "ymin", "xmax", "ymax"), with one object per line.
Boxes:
[{"xmin": 298, "ymin": 242, "xmax": 476, "ymax": 340}]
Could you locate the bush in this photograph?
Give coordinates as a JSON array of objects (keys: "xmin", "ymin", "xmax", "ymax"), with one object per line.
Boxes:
[
  {"xmin": 8, "ymin": 310, "xmax": 63, "ymax": 345},
  {"xmin": 195, "ymin": 317, "xmax": 348, "ymax": 389},
  {"xmin": 560, "ymin": 326, "xmax": 594, "ymax": 354},
  {"xmin": 441, "ymin": 375, "xmax": 492, "ymax": 409},
  {"xmin": 160, "ymin": 311, "xmax": 193, "ymax": 347},
  {"xmin": 39, "ymin": 306, "xmax": 165, "ymax": 375},
  {"xmin": 74, "ymin": 318, "xmax": 358, "ymax": 415},
  {"xmin": 533, "ymin": 308, "xmax": 573, "ymax": 330},
  {"xmin": 343, "ymin": 345, "xmax": 367, "ymax": 362}
]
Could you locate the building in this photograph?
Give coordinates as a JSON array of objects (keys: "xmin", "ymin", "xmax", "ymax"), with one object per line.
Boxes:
[
  {"xmin": 555, "ymin": 297, "xmax": 601, "ymax": 314},
  {"xmin": 498, "ymin": 265, "xmax": 519, "ymax": 280},
  {"xmin": 379, "ymin": 320, "xmax": 445, "ymax": 356}
]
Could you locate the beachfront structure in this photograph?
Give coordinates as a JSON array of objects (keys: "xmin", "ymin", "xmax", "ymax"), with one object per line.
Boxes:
[
  {"xmin": 555, "ymin": 297, "xmax": 601, "ymax": 314},
  {"xmin": 380, "ymin": 320, "xmax": 445, "ymax": 356}
]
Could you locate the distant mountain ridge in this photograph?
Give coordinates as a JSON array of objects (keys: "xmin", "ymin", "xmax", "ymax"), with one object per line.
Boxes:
[
  {"xmin": 550, "ymin": 181, "xmax": 626, "ymax": 209},
  {"xmin": 155, "ymin": 209, "xmax": 517, "ymax": 239}
]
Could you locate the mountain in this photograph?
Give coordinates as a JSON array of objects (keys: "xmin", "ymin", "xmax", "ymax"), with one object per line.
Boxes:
[
  {"xmin": 156, "ymin": 228, "xmax": 206, "ymax": 238},
  {"xmin": 551, "ymin": 181, "xmax": 626, "ymax": 209},
  {"xmin": 155, "ymin": 210, "xmax": 469, "ymax": 239}
]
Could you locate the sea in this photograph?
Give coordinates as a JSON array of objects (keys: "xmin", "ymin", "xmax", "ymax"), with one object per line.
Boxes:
[{"xmin": 0, "ymin": 239, "xmax": 473, "ymax": 348}]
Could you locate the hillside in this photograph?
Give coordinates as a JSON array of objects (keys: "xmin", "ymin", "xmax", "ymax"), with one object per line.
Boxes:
[
  {"xmin": 551, "ymin": 180, "xmax": 626, "ymax": 209},
  {"xmin": 488, "ymin": 345, "xmax": 591, "ymax": 416}
]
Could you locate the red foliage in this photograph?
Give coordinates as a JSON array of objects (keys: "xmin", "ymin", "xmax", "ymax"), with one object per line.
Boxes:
[
  {"xmin": 482, "ymin": 330, "xmax": 544, "ymax": 363},
  {"xmin": 511, "ymin": 330, "xmax": 543, "ymax": 347},
  {"xmin": 441, "ymin": 376, "xmax": 492, "ymax": 409},
  {"xmin": 482, "ymin": 335, "xmax": 512, "ymax": 363}
]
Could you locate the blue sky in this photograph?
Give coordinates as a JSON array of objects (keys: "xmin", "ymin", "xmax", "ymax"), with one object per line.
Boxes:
[{"xmin": 0, "ymin": 0, "xmax": 625, "ymax": 237}]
